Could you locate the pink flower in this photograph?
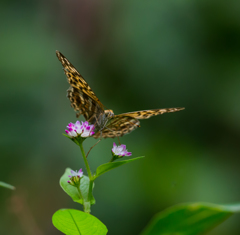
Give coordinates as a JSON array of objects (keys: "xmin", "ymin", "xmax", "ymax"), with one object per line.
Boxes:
[
  {"xmin": 65, "ymin": 121, "xmax": 95, "ymax": 138},
  {"xmin": 68, "ymin": 169, "xmax": 83, "ymax": 178},
  {"xmin": 67, "ymin": 168, "xmax": 83, "ymax": 186},
  {"xmin": 112, "ymin": 143, "xmax": 132, "ymax": 157}
]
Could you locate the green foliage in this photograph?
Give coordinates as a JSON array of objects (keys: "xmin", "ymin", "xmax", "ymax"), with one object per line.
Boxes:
[
  {"xmin": 0, "ymin": 181, "xmax": 15, "ymax": 190},
  {"xmin": 60, "ymin": 168, "xmax": 95, "ymax": 205},
  {"xmin": 94, "ymin": 156, "xmax": 144, "ymax": 179},
  {"xmin": 140, "ymin": 202, "xmax": 240, "ymax": 235},
  {"xmin": 63, "ymin": 134, "xmax": 85, "ymax": 146},
  {"xmin": 52, "ymin": 209, "xmax": 108, "ymax": 235}
]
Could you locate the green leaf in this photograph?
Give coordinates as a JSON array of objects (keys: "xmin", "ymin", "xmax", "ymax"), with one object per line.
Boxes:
[
  {"xmin": 52, "ymin": 209, "xmax": 108, "ymax": 235},
  {"xmin": 94, "ymin": 156, "xmax": 144, "ymax": 179},
  {"xmin": 140, "ymin": 202, "xmax": 240, "ymax": 235},
  {"xmin": 63, "ymin": 134, "xmax": 85, "ymax": 146},
  {"xmin": 0, "ymin": 181, "xmax": 15, "ymax": 190},
  {"xmin": 63, "ymin": 133, "xmax": 72, "ymax": 140},
  {"xmin": 60, "ymin": 168, "xmax": 95, "ymax": 205}
]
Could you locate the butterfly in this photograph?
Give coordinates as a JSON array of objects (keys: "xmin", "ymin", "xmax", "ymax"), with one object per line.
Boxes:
[{"xmin": 56, "ymin": 51, "xmax": 184, "ymax": 138}]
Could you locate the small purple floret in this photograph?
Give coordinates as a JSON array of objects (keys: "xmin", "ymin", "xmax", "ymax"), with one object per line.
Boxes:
[
  {"xmin": 69, "ymin": 168, "xmax": 84, "ymax": 178},
  {"xmin": 112, "ymin": 142, "xmax": 132, "ymax": 157},
  {"xmin": 65, "ymin": 121, "xmax": 95, "ymax": 138}
]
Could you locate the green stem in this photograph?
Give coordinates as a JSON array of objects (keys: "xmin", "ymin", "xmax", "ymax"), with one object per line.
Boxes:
[
  {"xmin": 109, "ymin": 154, "xmax": 118, "ymax": 163},
  {"xmin": 77, "ymin": 186, "xmax": 83, "ymax": 202},
  {"xmin": 88, "ymin": 180, "xmax": 94, "ymax": 202},
  {"xmin": 79, "ymin": 143, "xmax": 92, "ymax": 179},
  {"xmin": 79, "ymin": 142, "xmax": 93, "ymax": 214},
  {"xmin": 77, "ymin": 186, "xmax": 91, "ymax": 213}
]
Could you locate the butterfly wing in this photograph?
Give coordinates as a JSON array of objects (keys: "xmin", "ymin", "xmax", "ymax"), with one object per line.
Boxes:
[
  {"xmin": 117, "ymin": 107, "xmax": 185, "ymax": 119},
  {"xmin": 67, "ymin": 87, "xmax": 104, "ymax": 121},
  {"xmin": 93, "ymin": 116, "xmax": 140, "ymax": 138},
  {"xmin": 93, "ymin": 107, "xmax": 184, "ymax": 138},
  {"xmin": 56, "ymin": 51, "xmax": 104, "ymax": 121}
]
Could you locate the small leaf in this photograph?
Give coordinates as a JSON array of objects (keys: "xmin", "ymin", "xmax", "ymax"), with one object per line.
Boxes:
[
  {"xmin": 94, "ymin": 156, "xmax": 144, "ymax": 179},
  {"xmin": 60, "ymin": 168, "xmax": 95, "ymax": 205},
  {"xmin": 140, "ymin": 202, "xmax": 240, "ymax": 235},
  {"xmin": 63, "ymin": 134, "xmax": 85, "ymax": 146},
  {"xmin": 0, "ymin": 181, "xmax": 15, "ymax": 190},
  {"xmin": 52, "ymin": 209, "xmax": 108, "ymax": 235},
  {"xmin": 63, "ymin": 133, "xmax": 72, "ymax": 140}
]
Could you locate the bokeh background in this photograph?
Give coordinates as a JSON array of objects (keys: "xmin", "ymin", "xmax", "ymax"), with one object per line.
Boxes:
[{"xmin": 1, "ymin": 0, "xmax": 240, "ymax": 234}]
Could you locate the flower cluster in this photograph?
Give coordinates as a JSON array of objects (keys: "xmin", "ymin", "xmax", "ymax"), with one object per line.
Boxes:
[
  {"xmin": 112, "ymin": 143, "xmax": 132, "ymax": 159},
  {"xmin": 67, "ymin": 169, "xmax": 83, "ymax": 186},
  {"xmin": 65, "ymin": 121, "xmax": 95, "ymax": 138}
]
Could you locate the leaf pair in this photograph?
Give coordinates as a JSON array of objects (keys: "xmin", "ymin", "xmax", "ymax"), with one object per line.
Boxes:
[
  {"xmin": 55, "ymin": 157, "xmax": 240, "ymax": 235},
  {"xmin": 53, "ymin": 202, "xmax": 240, "ymax": 235}
]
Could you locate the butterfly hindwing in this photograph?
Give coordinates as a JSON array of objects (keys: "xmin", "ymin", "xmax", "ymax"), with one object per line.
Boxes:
[
  {"xmin": 93, "ymin": 108, "xmax": 184, "ymax": 138},
  {"xmin": 93, "ymin": 116, "xmax": 140, "ymax": 138}
]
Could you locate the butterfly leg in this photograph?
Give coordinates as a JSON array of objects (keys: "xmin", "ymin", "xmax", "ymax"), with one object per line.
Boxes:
[
  {"xmin": 87, "ymin": 115, "xmax": 96, "ymax": 124},
  {"xmin": 86, "ymin": 139, "xmax": 102, "ymax": 158}
]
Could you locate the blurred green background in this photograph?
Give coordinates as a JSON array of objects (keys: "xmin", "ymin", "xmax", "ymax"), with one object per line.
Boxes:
[{"xmin": 1, "ymin": 0, "xmax": 240, "ymax": 234}]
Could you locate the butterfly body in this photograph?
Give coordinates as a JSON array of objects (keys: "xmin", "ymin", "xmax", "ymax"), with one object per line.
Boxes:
[
  {"xmin": 94, "ymin": 110, "xmax": 115, "ymax": 133},
  {"xmin": 56, "ymin": 51, "xmax": 184, "ymax": 138}
]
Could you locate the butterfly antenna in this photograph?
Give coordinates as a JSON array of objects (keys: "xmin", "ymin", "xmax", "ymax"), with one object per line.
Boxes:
[{"xmin": 86, "ymin": 139, "xmax": 102, "ymax": 158}]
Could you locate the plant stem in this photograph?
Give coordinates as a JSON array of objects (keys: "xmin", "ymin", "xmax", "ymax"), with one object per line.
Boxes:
[
  {"xmin": 77, "ymin": 186, "xmax": 91, "ymax": 213},
  {"xmin": 88, "ymin": 180, "xmax": 94, "ymax": 202},
  {"xmin": 86, "ymin": 139, "xmax": 101, "ymax": 158},
  {"xmin": 79, "ymin": 143, "xmax": 92, "ymax": 179},
  {"xmin": 77, "ymin": 186, "xmax": 83, "ymax": 202},
  {"xmin": 79, "ymin": 142, "xmax": 93, "ymax": 214}
]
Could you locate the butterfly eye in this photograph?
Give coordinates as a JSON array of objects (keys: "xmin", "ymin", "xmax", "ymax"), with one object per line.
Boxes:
[
  {"xmin": 109, "ymin": 111, "xmax": 114, "ymax": 118},
  {"xmin": 105, "ymin": 110, "xmax": 114, "ymax": 118}
]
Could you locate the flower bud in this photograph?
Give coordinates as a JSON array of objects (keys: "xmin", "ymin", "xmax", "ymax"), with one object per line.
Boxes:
[{"xmin": 67, "ymin": 169, "xmax": 83, "ymax": 187}]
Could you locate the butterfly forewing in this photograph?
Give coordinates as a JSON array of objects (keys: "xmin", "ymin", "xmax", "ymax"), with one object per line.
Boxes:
[
  {"xmin": 117, "ymin": 108, "xmax": 185, "ymax": 119},
  {"xmin": 56, "ymin": 51, "xmax": 104, "ymax": 122}
]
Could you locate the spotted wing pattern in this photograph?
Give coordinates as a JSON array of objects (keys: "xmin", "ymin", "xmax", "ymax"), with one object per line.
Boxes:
[
  {"xmin": 93, "ymin": 107, "xmax": 184, "ymax": 138},
  {"xmin": 56, "ymin": 51, "xmax": 104, "ymax": 121},
  {"xmin": 93, "ymin": 116, "xmax": 140, "ymax": 138},
  {"xmin": 118, "ymin": 108, "xmax": 185, "ymax": 119}
]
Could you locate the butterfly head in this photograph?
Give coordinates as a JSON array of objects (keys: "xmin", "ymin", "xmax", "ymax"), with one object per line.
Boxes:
[{"xmin": 104, "ymin": 109, "xmax": 114, "ymax": 118}]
